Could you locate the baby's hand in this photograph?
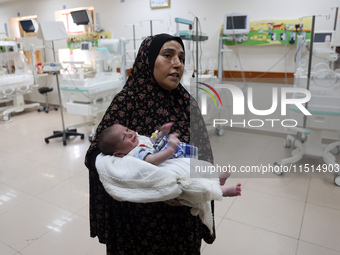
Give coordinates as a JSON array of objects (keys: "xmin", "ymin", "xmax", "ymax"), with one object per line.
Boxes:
[
  {"xmin": 168, "ymin": 133, "xmax": 180, "ymax": 151},
  {"xmin": 160, "ymin": 122, "xmax": 174, "ymax": 136}
]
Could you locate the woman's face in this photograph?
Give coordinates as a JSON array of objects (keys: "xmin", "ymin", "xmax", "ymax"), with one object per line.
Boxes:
[{"xmin": 153, "ymin": 40, "xmax": 185, "ymax": 90}]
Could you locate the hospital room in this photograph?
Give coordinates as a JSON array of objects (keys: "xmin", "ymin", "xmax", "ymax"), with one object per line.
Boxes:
[{"xmin": 0, "ymin": 0, "xmax": 340, "ymax": 254}]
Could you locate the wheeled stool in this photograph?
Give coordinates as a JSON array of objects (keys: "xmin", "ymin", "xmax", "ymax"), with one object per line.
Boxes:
[{"xmin": 37, "ymin": 87, "xmax": 58, "ymax": 113}]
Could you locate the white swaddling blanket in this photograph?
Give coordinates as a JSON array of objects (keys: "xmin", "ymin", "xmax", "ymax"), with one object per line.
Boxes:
[{"xmin": 95, "ymin": 154, "xmax": 222, "ymax": 233}]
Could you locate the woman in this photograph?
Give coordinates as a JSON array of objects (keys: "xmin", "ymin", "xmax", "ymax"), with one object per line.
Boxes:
[{"xmin": 85, "ymin": 33, "xmax": 215, "ymax": 254}]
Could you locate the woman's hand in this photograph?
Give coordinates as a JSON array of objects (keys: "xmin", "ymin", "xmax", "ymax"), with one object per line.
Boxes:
[{"xmin": 164, "ymin": 199, "xmax": 183, "ymax": 206}]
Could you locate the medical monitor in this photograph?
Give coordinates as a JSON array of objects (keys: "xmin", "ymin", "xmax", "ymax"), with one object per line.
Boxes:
[
  {"xmin": 314, "ymin": 31, "xmax": 334, "ymax": 43},
  {"xmin": 223, "ymin": 13, "xmax": 249, "ymax": 35},
  {"xmin": 20, "ymin": 19, "xmax": 36, "ymax": 33},
  {"xmin": 70, "ymin": 9, "xmax": 92, "ymax": 25}
]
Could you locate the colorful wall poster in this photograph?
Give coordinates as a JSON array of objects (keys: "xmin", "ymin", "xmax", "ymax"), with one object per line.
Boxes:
[
  {"xmin": 221, "ymin": 17, "xmax": 312, "ymax": 46},
  {"xmin": 67, "ymin": 31, "xmax": 112, "ymax": 50}
]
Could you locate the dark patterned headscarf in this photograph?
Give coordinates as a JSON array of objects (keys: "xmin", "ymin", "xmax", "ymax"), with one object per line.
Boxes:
[{"xmin": 85, "ymin": 33, "xmax": 215, "ymax": 254}]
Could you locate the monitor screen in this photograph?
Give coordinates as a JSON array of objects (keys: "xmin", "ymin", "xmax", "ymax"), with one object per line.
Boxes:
[
  {"xmin": 223, "ymin": 13, "xmax": 249, "ymax": 35},
  {"xmin": 226, "ymin": 16, "xmax": 247, "ymax": 30},
  {"xmin": 70, "ymin": 10, "xmax": 92, "ymax": 25},
  {"xmin": 314, "ymin": 31, "xmax": 333, "ymax": 43},
  {"xmin": 20, "ymin": 20, "xmax": 35, "ymax": 33}
]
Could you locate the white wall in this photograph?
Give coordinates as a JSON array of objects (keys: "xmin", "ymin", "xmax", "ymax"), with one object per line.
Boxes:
[{"xmin": 0, "ymin": 0, "xmax": 340, "ymax": 105}]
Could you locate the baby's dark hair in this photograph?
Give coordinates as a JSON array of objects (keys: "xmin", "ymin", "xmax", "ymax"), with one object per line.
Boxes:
[{"xmin": 97, "ymin": 125, "xmax": 119, "ymax": 155}]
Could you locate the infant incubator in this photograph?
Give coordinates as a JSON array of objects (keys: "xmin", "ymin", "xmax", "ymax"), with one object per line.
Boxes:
[
  {"xmin": 275, "ymin": 35, "xmax": 340, "ymax": 186},
  {"xmin": 58, "ymin": 48, "xmax": 123, "ymax": 140},
  {"xmin": 0, "ymin": 41, "xmax": 39, "ymax": 121}
]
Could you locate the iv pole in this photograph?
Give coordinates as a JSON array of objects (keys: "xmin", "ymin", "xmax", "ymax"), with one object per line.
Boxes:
[
  {"xmin": 333, "ymin": 7, "xmax": 339, "ymax": 31},
  {"xmin": 303, "ymin": 15, "xmax": 315, "ymax": 129},
  {"xmin": 126, "ymin": 23, "xmax": 140, "ymax": 59},
  {"xmin": 195, "ymin": 16, "xmax": 199, "ymax": 101},
  {"xmin": 44, "ymin": 41, "xmax": 84, "ymax": 146},
  {"xmin": 140, "ymin": 19, "xmax": 162, "ymax": 36},
  {"xmin": 39, "ymin": 21, "xmax": 84, "ymax": 146}
]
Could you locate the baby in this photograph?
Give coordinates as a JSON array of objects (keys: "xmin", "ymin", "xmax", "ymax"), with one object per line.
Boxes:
[{"xmin": 98, "ymin": 123, "xmax": 241, "ymax": 197}]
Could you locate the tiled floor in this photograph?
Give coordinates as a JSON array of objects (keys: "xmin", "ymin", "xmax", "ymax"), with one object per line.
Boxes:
[{"xmin": 0, "ymin": 108, "xmax": 340, "ymax": 255}]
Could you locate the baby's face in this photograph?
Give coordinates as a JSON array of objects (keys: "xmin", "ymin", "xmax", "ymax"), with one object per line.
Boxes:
[{"xmin": 113, "ymin": 124, "xmax": 139, "ymax": 155}]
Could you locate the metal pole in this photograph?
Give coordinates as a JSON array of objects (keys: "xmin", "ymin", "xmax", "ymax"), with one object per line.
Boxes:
[
  {"xmin": 4, "ymin": 23, "xmax": 8, "ymax": 37},
  {"xmin": 295, "ymin": 35, "xmax": 304, "ymax": 72},
  {"xmin": 55, "ymin": 72, "xmax": 66, "ymax": 132},
  {"xmin": 51, "ymin": 41, "xmax": 66, "ymax": 132},
  {"xmin": 120, "ymin": 39, "xmax": 127, "ymax": 82},
  {"xmin": 150, "ymin": 20, "xmax": 153, "ymax": 36},
  {"xmin": 30, "ymin": 44, "xmax": 38, "ymax": 85},
  {"xmin": 334, "ymin": 7, "xmax": 339, "ymax": 31},
  {"xmin": 303, "ymin": 15, "xmax": 315, "ymax": 129},
  {"xmin": 133, "ymin": 24, "xmax": 136, "ymax": 59},
  {"xmin": 331, "ymin": 7, "xmax": 338, "ymax": 70},
  {"xmin": 52, "ymin": 41, "xmax": 56, "ymax": 63},
  {"xmin": 195, "ymin": 17, "xmax": 198, "ymax": 100},
  {"xmin": 218, "ymin": 37, "xmax": 223, "ymax": 80}
]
